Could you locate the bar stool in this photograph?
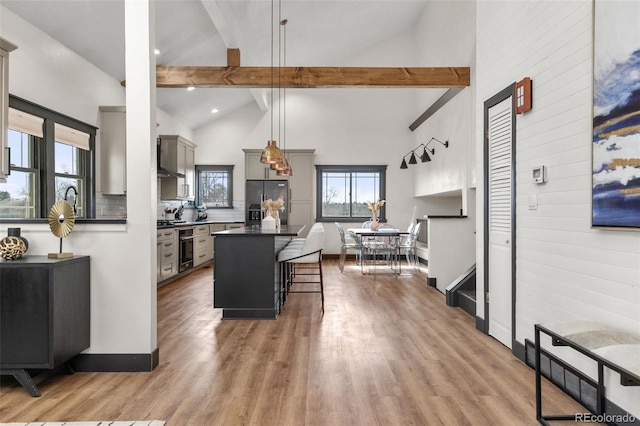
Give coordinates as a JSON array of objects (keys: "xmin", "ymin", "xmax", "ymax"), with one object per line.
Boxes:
[{"xmin": 277, "ymin": 227, "xmax": 325, "ymax": 313}]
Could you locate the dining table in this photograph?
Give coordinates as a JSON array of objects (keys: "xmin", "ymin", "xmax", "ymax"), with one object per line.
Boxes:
[{"xmin": 347, "ymin": 227, "xmax": 409, "ymax": 276}]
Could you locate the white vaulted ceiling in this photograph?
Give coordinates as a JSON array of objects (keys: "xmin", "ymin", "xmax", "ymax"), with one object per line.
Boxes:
[{"xmin": 1, "ymin": 0, "xmax": 428, "ymax": 130}]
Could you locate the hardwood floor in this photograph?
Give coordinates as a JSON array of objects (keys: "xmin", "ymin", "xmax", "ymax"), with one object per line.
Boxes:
[{"xmin": 1, "ymin": 259, "xmax": 587, "ymax": 425}]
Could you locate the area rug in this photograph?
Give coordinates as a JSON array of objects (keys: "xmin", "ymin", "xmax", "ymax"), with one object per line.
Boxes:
[{"xmin": 0, "ymin": 422, "xmax": 165, "ymax": 426}]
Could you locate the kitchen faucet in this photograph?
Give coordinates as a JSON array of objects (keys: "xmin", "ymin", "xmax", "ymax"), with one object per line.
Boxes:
[{"xmin": 64, "ymin": 185, "xmax": 78, "ymax": 216}]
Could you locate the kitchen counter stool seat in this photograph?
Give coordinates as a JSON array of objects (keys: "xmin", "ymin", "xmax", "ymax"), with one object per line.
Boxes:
[
  {"xmin": 282, "ymin": 223, "xmax": 323, "ymax": 250},
  {"xmin": 277, "ymin": 227, "xmax": 325, "ymax": 313}
]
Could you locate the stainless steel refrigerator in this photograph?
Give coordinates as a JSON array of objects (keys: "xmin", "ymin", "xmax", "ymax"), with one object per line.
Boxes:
[{"xmin": 245, "ymin": 180, "xmax": 289, "ymax": 226}]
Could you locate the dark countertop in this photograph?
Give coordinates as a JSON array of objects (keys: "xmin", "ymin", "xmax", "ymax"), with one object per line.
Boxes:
[
  {"xmin": 157, "ymin": 220, "xmax": 245, "ymax": 229},
  {"xmin": 421, "ymin": 215, "xmax": 468, "ymax": 219},
  {"xmin": 212, "ymin": 224, "xmax": 305, "ymax": 237}
]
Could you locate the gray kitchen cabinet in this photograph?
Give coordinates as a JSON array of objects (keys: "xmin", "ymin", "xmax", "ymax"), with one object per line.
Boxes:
[
  {"xmin": 156, "ymin": 233, "xmax": 162, "ymax": 281},
  {"xmin": 287, "ymin": 151, "xmax": 315, "ymax": 235},
  {"xmin": 243, "ymin": 150, "xmax": 287, "ymax": 180},
  {"xmin": 0, "ymin": 38, "xmax": 17, "ymax": 181},
  {"xmin": 210, "ymin": 224, "xmax": 226, "ymax": 233},
  {"xmin": 289, "ymin": 201, "xmax": 314, "ymax": 236},
  {"xmin": 158, "ymin": 228, "xmax": 177, "ymax": 281},
  {"xmin": 160, "ymin": 135, "xmax": 196, "ymax": 200},
  {"xmin": 193, "ymin": 224, "xmax": 213, "ymax": 267},
  {"xmin": 225, "ymin": 223, "xmax": 244, "ymax": 230},
  {"xmin": 99, "ymin": 106, "xmax": 126, "ymax": 195}
]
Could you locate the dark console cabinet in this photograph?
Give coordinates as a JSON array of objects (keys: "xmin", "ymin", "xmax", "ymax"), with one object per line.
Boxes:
[{"xmin": 0, "ymin": 255, "xmax": 90, "ymax": 396}]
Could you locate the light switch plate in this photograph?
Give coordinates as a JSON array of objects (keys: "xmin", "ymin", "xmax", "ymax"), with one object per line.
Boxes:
[{"xmin": 528, "ymin": 194, "xmax": 538, "ymax": 210}]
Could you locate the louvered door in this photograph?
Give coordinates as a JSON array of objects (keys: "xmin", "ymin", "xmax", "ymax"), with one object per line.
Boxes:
[{"xmin": 488, "ymin": 96, "xmax": 513, "ymax": 348}]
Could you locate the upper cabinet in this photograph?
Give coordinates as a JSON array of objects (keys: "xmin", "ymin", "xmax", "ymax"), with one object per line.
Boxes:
[
  {"xmin": 99, "ymin": 106, "xmax": 126, "ymax": 195},
  {"xmin": 160, "ymin": 135, "xmax": 196, "ymax": 200},
  {"xmin": 0, "ymin": 38, "xmax": 17, "ymax": 182},
  {"xmin": 244, "ymin": 150, "xmax": 288, "ymax": 180}
]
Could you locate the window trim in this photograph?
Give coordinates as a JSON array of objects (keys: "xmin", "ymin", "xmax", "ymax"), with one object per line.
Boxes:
[
  {"xmin": 194, "ymin": 164, "xmax": 234, "ymax": 209},
  {"xmin": 315, "ymin": 164, "xmax": 387, "ymax": 223},
  {"xmin": 5, "ymin": 95, "xmax": 96, "ymax": 218}
]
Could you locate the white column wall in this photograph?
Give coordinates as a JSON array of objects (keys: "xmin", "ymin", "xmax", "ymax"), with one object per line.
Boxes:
[
  {"xmin": 476, "ymin": 0, "xmax": 640, "ymax": 415},
  {"xmin": 123, "ymin": 0, "xmax": 157, "ymax": 352}
]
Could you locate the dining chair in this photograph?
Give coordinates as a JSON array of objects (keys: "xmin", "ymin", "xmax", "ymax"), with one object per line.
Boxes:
[
  {"xmin": 399, "ymin": 221, "xmax": 421, "ymax": 268},
  {"xmin": 362, "ymin": 223, "xmax": 400, "ymax": 277},
  {"xmin": 335, "ymin": 222, "xmax": 363, "ymax": 273}
]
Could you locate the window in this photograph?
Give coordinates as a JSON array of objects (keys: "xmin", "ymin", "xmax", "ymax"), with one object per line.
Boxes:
[
  {"xmin": 0, "ymin": 96, "xmax": 96, "ymax": 219},
  {"xmin": 316, "ymin": 165, "xmax": 386, "ymax": 222},
  {"xmin": 0, "ymin": 128, "xmax": 39, "ymax": 218},
  {"xmin": 195, "ymin": 165, "xmax": 233, "ymax": 208}
]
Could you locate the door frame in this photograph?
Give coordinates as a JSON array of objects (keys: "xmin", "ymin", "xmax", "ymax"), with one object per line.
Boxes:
[{"xmin": 482, "ymin": 84, "xmax": 517, "ymax": 350}]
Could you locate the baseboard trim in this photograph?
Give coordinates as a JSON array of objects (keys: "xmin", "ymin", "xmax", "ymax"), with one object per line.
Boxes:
[
  {"xmin": 70, "ymin": 347, "xmax": 159, "ymax": 372},
  {"xmin": 427, "ymin": 277, "xmax": 436, "ymax": 288},
  {"xmin": 512, "ymin": 339, "xmax": 525, "ymax": 361},
  {"xmin": 475, "ymin": 315, "xmax": 487, "ymax": 333}
]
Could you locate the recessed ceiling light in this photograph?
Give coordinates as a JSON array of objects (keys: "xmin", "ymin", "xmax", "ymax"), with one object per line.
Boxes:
[
  {"xmin": 211, "ymin": 109, "xmax": 219, "ymax": 114},
  {"xmin": 154, "ymin": 49, "xmax": 160, "ymax": 55},
  {"xmin": 187, "ymin": 86, "xmax": 195, "ymax": 91}
]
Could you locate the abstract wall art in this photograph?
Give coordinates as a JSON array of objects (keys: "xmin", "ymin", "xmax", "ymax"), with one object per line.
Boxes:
[{"xmin": 592, "ymin": 0, "xmax": 640, "ymax": 228}]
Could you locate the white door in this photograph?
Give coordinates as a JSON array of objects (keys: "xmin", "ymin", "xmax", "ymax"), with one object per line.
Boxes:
[{"xmin": 488, "ymin": 97, "xmax": 513, "ymax": 348}]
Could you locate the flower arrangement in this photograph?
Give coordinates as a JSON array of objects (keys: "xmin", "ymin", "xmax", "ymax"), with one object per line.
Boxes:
[
  {"xmin": 261, "ymin": 198, "xmax": 284, "ymax": 212},
  {"xmin": 367, "ymin": 199, "xmax": 385, "ymax": 230},
  {"xmin": 367, "ymin": 199, "xmax": 386, "ymax": 214}
]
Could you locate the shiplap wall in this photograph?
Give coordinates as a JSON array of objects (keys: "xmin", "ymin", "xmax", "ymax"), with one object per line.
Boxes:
[{"xmin": 476, "ymin": 0, "xmax": 640, "ymax": 415}]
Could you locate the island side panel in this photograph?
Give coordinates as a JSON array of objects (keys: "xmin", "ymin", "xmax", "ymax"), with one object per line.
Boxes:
[{"xmin": 213, "ymin": 235, "xmax": 279, "ymax": 319}]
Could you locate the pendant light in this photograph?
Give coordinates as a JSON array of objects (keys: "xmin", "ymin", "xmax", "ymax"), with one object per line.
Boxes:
[
  {"xmin": 275, "ymin": 8, "xmax": 293, "ymax": 176},
  {"xmin": 270, "ymin": 25, "xmax": 288, "ymax": 175},
  {"xmin": 260, "ymin": 0, "xmax": 283, "ymax": 165}
]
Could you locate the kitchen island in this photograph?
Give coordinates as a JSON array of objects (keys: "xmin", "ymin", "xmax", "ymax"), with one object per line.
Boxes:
[{"xmin": 212, "ymin": 224, "xmax": 305, "ymax": 319}]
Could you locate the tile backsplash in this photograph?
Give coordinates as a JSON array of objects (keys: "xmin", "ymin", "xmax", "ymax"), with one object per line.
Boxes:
[
  {"xmin": 96, "ymin": 194, "xmax": 127, "ymax": 218},
  {"xmin": 158, "ymin": 200, "xmax": 245, "ymax": 222},
  {"xmin": 96, "ymin": 192, "xmax": 245, "ymax": 223}
]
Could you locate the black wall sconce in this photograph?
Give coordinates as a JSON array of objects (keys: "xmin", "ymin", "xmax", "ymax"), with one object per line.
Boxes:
[{"xmin": 400, "ymin": 137, "xmax": 449, "ymax": 169}]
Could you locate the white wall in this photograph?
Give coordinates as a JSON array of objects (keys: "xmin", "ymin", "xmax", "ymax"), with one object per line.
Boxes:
[
  {"xmin": 412, "ymin": 0, "xmax": 477, "ymax": 198},
  {"xmin": 0, "ymin": 5, "xmax": 178, "ymax": 355},
  {"xmin": 405, "ymin": 1, "xmax": 477, "ymax": 289},
  {"xmin": 476, "ymin": 0, "xmax": 640, "ymax": 415},
  {"xmin": 429, "ymin": 216, "xmax": 476, "ymax": 293},
  {"xmin": 412, "ymin": 89, "xmax": 473, "ymax": 198}
]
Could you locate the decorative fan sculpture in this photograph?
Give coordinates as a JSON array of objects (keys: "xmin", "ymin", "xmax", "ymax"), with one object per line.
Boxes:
[{"xmin": 47, "ymin": 200, "xmax": 75, "ymax": 258}]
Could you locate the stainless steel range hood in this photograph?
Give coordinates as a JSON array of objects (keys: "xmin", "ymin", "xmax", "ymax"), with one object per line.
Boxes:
[{"xmin": 157, "ymin": 139, "xmax": 185, "ymax": 178}]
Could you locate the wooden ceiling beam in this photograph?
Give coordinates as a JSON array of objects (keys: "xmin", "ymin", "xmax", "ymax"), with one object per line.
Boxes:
[{"xmin": 149, "ymin": 66, "xmax": 470, "ymax": 89}]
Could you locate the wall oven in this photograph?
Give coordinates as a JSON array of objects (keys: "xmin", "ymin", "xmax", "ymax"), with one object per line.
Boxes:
[{"xmin": 178, "ymin": 228, "xmax": 194, "ymax": 272}]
